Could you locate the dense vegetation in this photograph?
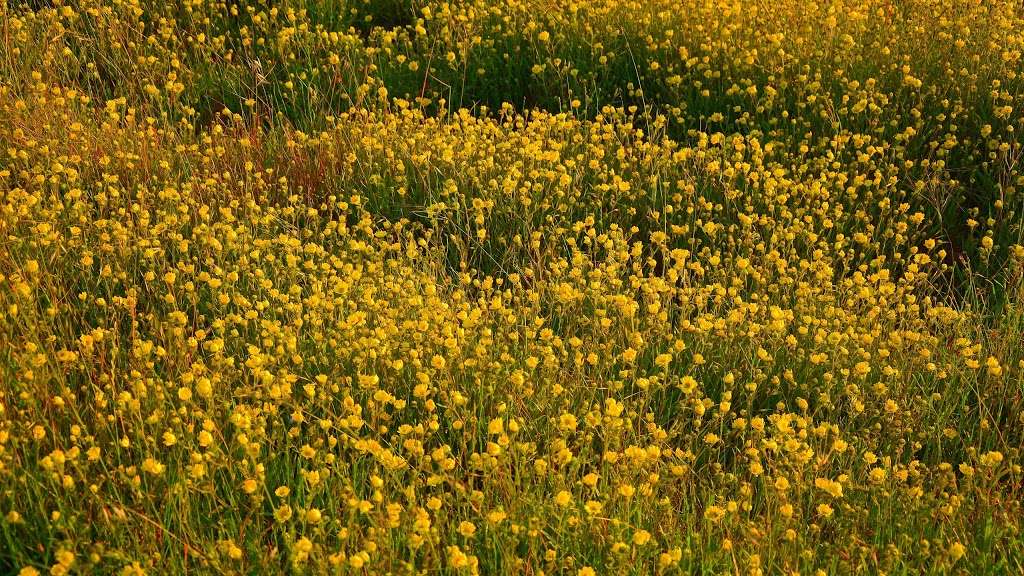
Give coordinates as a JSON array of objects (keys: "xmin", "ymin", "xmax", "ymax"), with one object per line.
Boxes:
[{"xmin": 1, "ymin": 0, "xmax": 1022, "ymax": 574}]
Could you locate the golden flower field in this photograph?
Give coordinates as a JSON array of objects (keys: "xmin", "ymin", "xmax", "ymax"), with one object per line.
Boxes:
[{"xmin": 1, "ymin": 0, "xmax": 1023, "ymax": 574}]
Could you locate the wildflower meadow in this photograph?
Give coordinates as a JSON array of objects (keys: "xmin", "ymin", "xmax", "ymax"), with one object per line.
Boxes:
[{"xmin": 1, "ymin": 0, "xmax": 1023, "ymax": 574}]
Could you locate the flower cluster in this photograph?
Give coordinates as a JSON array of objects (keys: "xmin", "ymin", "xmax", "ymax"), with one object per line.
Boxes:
[{"xmin": 1, "ymin": 0, "xmax": 1023, "ymax": 574}]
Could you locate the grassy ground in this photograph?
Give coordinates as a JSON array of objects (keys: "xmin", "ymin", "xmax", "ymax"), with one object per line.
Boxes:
[{"xmin": 1, "ymin": 0, "xmax": 1023, "ymax": 574}]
